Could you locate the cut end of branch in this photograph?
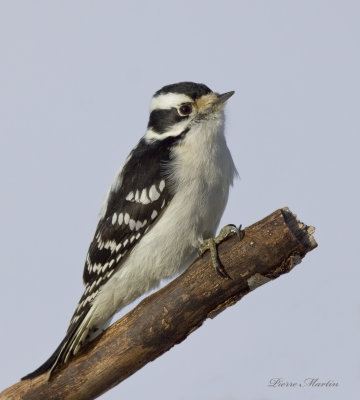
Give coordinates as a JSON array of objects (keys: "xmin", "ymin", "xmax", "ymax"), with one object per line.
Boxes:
[{"xmin": 281, "ymin": 207, "xmax": 318, "ymax": 250}]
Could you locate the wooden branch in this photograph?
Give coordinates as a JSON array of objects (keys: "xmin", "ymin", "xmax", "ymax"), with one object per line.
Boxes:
[{"xmin": 1, "ymin": 207, "xmax": 317, "ymax": 400}]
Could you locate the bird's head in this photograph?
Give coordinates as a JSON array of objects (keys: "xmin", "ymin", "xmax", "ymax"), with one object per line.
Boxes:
[{"xmin": 145, "ymin": 82, "xmax": 234, "ymax": 142}]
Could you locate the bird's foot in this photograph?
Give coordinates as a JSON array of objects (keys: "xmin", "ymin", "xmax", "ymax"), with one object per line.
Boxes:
[{"xmin": 199, "ymin": 224, "xmax": 244, "ymax": 279}]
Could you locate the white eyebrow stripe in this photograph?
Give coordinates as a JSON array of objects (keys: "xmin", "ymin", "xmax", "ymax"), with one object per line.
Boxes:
[{"xmin": 150, "ymin": 93, "xmax": 193, "ymax": 112}]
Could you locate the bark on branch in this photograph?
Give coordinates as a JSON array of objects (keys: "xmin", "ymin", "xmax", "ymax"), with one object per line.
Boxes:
[{"xmin": 1, "ymin": 207, "xmax": 317, "ymax": 400}]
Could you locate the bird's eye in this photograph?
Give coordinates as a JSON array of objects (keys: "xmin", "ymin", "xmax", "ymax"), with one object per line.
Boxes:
[{"xmin": 178, "ymin": 103, "xmax": 193, "ymax": 116}]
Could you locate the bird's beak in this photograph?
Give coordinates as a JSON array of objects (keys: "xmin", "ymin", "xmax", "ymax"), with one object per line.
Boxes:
[
  {"xmin": 216, "ymin": 91, "xmax": 235, "ymax": 104},
  {"xmin": 196, "ymin": 91, "xmax": 235, "ymax": 114}
]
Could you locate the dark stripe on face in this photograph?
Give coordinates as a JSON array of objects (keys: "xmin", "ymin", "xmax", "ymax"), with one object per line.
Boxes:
[
  {"xmin": 147, "ymin": 108, "xmax": 187, "ymax": 134},
  {"xmin": 155, "ymin": 82, "xmax": 212, "ymax": 101}
]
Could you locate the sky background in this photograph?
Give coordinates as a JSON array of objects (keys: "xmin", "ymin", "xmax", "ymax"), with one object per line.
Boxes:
[{"xmin": 0, "ymin": 1, "xmax": 359, "ymax": 399}]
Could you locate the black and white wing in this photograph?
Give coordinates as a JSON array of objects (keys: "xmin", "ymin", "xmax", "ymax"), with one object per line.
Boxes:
[
  {"xmin": 21, "ymin": 137, "xmax": 177, "ymax": 380},
  {"xmin": 68, "ymin": 137, "xmax": 175, "ymax": 330}
]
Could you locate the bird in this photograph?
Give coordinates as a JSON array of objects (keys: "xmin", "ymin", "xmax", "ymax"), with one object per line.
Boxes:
[{"xmin": 22, "ymin": 81, "xmax": 238, "ymax": 380}]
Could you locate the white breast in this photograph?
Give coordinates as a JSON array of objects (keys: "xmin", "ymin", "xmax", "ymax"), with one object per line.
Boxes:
[
  {"xmin": 169, "ymin": 113, "xmax": 237, "ymax": 241},
  {"xmin": 91, "ymin": 112, "xmax": 237, "ymax": 327}
]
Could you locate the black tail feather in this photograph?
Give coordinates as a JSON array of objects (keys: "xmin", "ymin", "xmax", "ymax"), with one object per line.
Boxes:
[
  {"xmin": 21, "ymin": 312, "xmax": 87, "ymax": 380},
  {"xmin": 21, "ymin": 334, "xmax": 70, "ymax": 380}
]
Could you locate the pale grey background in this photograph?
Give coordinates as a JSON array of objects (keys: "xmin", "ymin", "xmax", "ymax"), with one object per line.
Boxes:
[{"xmin": 1, "ymin": 1, "xmax": 359, "ymax": 399}]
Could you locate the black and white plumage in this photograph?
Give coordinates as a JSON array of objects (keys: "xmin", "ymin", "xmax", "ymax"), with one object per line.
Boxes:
[{"xmin": 22, "ymin": 82, "xmax": 238, "ymax": 380}]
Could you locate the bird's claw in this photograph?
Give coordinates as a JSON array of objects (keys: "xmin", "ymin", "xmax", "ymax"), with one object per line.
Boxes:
[{"xmin": 199, "ymin": 224, "xmax": 244, "ymax": 279}]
